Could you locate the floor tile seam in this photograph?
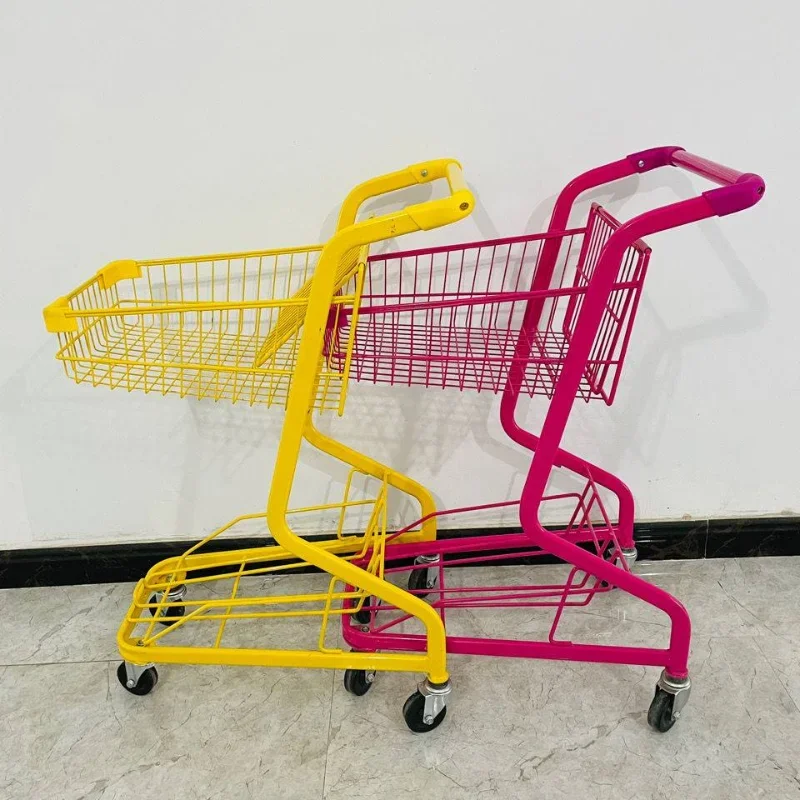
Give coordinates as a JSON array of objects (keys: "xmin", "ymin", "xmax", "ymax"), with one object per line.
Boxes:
[
  {"xmin": 320, "ymin": 667, "xmax": 337, "ymax": 800},
  {"xmin": 750, "ymin": 634, "xmax": 800, "ymax": 715},
  {"xmin": 0, "ymin": 658, "xmax": 115, "ymax": 668}
]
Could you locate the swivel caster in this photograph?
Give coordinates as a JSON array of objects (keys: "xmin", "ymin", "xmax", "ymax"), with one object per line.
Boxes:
[
  {"xmin": 600, "ymin": 546, "xmax": 637, "ymax": 588},
  {"xmin": 647, "ymin": 670, "xmax": 691, "ymax": 732},
  {"xmin": 148, "ymin": 584, "xmax": 187, "ymax": 626},
  {"xmin": 343, "ymin": 668, "xmax": 376, "ymax": 696},
  {"xmin": 352, "ymin": 596, "xmax": 373, "ymax": 627},
  {"xmin": 116, "ymin": 662, "xmax": 158, "ymax": 696},
  {"xmin": 402, "ymin": 679, "xmax": 450, "ymax": 733},
  {"xmin": 620, "ymin": 547, "xmax": 638, "ymax": 570},
  {"xmin": 407, "ymin": 554, "xmax": 440, "ymax": 599}
]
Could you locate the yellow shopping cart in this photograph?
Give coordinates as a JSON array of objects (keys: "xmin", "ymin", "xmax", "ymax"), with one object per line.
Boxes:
[{"xmin": 43, "ymin": 159, "xmax": 473, "ymax": 732}]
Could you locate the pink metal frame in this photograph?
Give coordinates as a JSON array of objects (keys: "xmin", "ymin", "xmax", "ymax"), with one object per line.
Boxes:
[{"xmin": 340, "ymin": 147, "xmax": 765, "ymax": 681}]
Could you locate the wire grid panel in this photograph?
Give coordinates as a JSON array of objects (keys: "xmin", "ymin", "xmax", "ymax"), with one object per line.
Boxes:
[
  {"xmin": 352, "ymin": 473, "xmax": 627, "ymax": 641},
  {"xmin": 127, "ymin": 470, "xmax": 390, "ymax": 652},
  {"xmin": 54, "ymin": 246, "xmax": 364, "ymax": 410},
  {"xmin": 332, "ymin": 205, "xmax": 650, "ymax": 404}
]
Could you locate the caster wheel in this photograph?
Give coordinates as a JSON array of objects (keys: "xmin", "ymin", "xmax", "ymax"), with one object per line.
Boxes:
[
  {"xmin": 402, "ymin": 690, "xmax": 447, "ymax": 733},
  {"xmin": 621, "ymin": 547, "xmax": 638, "ymax": 570},
  {"xmin": 116, "ymin": 663, "xmax": 158, "ymax": 696},
  {"xmin": 408, "ymin": 567, "xmax": 437, "ymax": 599},
  {"xmin": 600, "ymin": 546, "xmax": 634, "ymax": 589},
  {"xmin": 343, "ymin": 668, "xmax": 375, "ymax": 696},
  {"xmin": 352, "ymin": 597, "xmax": 372, "ymax": 626},
  {"xmin": 148, "ymin": 594, "xmax": 185, "ymax": 626},
  {"xmin": 599, "ymin": 548, "xmax": 617, "ymax": 589},
  {"xmin": 647, "ymin": 686, "xmax": 678, "ymax": 732}
]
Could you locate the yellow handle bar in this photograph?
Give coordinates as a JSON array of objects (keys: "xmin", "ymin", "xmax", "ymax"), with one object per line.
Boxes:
[{"xmin": 336, "ymin": 158, "xmax": 473, "ymax": 234}]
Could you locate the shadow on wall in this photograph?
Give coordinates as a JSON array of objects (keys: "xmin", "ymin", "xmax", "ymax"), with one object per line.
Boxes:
[
  {"xmin": 602, "ymin": 171, "xmax": 769, "ymax": 472},
  {"xmin": 0, "ymin": 341, "xmax": 196, "ymax": 545}
]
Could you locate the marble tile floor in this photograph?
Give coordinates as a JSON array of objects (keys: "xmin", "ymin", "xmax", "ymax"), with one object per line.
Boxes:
[{"xmin": 1, "ymin": 557, "xmax": 799, "ymax": 799}]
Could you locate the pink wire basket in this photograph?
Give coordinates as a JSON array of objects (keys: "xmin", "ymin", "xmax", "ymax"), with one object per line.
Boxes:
[{"xmin": 329, "ymin": 204, "xmax": 650, "ymax": 404}]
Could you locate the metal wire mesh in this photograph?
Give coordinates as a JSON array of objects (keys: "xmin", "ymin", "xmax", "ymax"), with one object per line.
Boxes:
[
  {"xmin": 54, "ymin": 246, "xmax": 364, "ymax": 410},
  {"xmin": 347, "ymin": 471, "xmax": 627, "ymax": 642},
  {"xmin": 331, "ymin": 205, "xmax": 650, "ymax": 404},
  {"xmin": 127, "ymin": 469, "xmax": 389, "ymax": 651}
]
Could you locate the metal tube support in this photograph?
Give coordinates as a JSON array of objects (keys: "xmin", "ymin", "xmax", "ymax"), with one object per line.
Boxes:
[
  {"xmin": 657, "ymin": 670, "xmax": 692, "ymax": 718},
  {"xmin": 419, "ymin": 678, "xmax": 452, "ymax": 724}
]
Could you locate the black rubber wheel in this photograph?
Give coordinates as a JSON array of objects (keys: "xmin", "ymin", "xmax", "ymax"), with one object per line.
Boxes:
[
  {"xmin": 407, "ymin": 567, "xmax": 435, "ymax": 599},
  {"xmin": 352, "ymin": 597, "xmax": 373, "ymax": 626},
  {"xmin": 647, "ymin": 687, "xmax": 677, "ymax": 732},
  {"xmin": 116, "ymin": 662, "xmax": 159, "ymax": 696},
  {"xmin": 148, "ymin": 594, "xmax": 186, "ymax": 626},
  {"xmin": 402, "ymin": 690, "xmax": 447, "ymax": 733},
  {"xmin": 599, "ymin": 548, "xmax": 619, "ymax": 589},
  {"xmin": 343, "ymin": 669, "xmax": 374, "ymax": 696}
]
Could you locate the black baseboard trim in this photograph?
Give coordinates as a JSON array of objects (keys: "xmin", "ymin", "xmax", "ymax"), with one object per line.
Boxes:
[{"xmin": 1, "ymin": 516, "xmax": 798, "ymax": 589}]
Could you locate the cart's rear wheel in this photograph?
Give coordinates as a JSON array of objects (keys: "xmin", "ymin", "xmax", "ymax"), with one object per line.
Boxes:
[
  {"xmin": 116, "ymin": 663, "xmax": 158, "ymax": 696},
  {"xmin": 402, "ymin": 690, "xmax": 447, "ymax": 733}
]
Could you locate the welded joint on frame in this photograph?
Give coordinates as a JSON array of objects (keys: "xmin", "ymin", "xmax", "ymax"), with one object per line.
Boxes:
[{"xmin": 96, "ymin": 259, "xmax": 142, "ymax": 290}]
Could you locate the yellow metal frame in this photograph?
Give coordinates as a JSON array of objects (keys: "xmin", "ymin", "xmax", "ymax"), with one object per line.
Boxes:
[{"xmin": 46, "ymin": 159, "xmax": 473, "ymax": 685}]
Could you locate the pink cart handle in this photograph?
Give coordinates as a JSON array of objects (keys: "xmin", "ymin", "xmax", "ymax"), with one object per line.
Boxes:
[
  {"xmin": 627, "ymin": 146, "xmax": 765, "ymax": 216},
  {"xmin": 546, "ymin": 146, "xmax": 765, "ymax": 238},
  {"xmin": 502, "ymin": 147, "xmax": 766, "ymax": 493}
]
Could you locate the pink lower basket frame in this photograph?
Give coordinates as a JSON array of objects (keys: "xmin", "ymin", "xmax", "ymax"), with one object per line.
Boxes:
[{"xmin": 337, "ymin": 147, "xmax": 765, "ymax": 703}]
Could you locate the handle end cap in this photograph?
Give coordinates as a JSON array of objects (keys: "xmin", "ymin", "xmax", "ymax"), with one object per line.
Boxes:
[{"xmin": 704, "ymin": 174, "xmax": 765, "ymax": 217}]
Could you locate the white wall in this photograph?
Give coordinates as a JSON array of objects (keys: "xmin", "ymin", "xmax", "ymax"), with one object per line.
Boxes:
[{"xmin": 1, "ymin": 0, "xmax": 796, "ymax": 550}]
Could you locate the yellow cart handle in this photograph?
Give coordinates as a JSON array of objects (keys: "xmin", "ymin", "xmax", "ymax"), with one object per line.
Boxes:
[{"xmin": 336, "ymin": 158, "xmax": 473, "ymax": 233}]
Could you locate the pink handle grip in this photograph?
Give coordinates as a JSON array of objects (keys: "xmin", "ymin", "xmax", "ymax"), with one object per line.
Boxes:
[
  {"xmin": 669, "ymin": 150, "xmax": 745, "ymax": 186},
  {"xmin": 628, "ymin": 146, "xmax": 765, "ymax": 216}
]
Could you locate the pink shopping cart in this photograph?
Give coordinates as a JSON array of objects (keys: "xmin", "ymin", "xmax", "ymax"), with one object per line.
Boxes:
[{"xmin": 335, "ymin": 146, "xmax": 765, "ymax": 732}]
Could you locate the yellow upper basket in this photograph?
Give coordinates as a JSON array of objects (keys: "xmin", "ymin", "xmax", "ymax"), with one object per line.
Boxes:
[{"xmin": 43, "ymin": 160, "xmax": 473, "ymax": 413}]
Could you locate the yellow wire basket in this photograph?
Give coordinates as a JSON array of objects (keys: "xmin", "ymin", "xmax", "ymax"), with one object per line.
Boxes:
[{"xmin": 43, "ymin": 244, "xmax": 366, "ymax": 412}]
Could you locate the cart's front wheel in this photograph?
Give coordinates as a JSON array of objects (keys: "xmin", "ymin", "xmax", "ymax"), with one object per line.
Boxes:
[
  {"xmin": 116, "ymin": 663, "xmax": 158, "ymax": 696},
  {"xmin": 402, "ymin": 690, "xmax": 447, "ymax": 733},
  {"xmin": 647, "ymin": 671, "xmax": 691, "ymax": 732},
  {"xmin": 647, "ymin": 687, "xmax": 677, "ymax": 732},
  {"xmin": 343, "ymin": 668, "xmax": 375, "ymax": 697}
]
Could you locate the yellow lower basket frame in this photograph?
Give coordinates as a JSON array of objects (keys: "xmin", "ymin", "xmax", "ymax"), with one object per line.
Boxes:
[
  {"xmin": 118, "ymin": 426, "xmax": 444, "ymax": 679},
  {"xmin": 110, "ymin": 159, "xmax": 474, "ymax": 689}
]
